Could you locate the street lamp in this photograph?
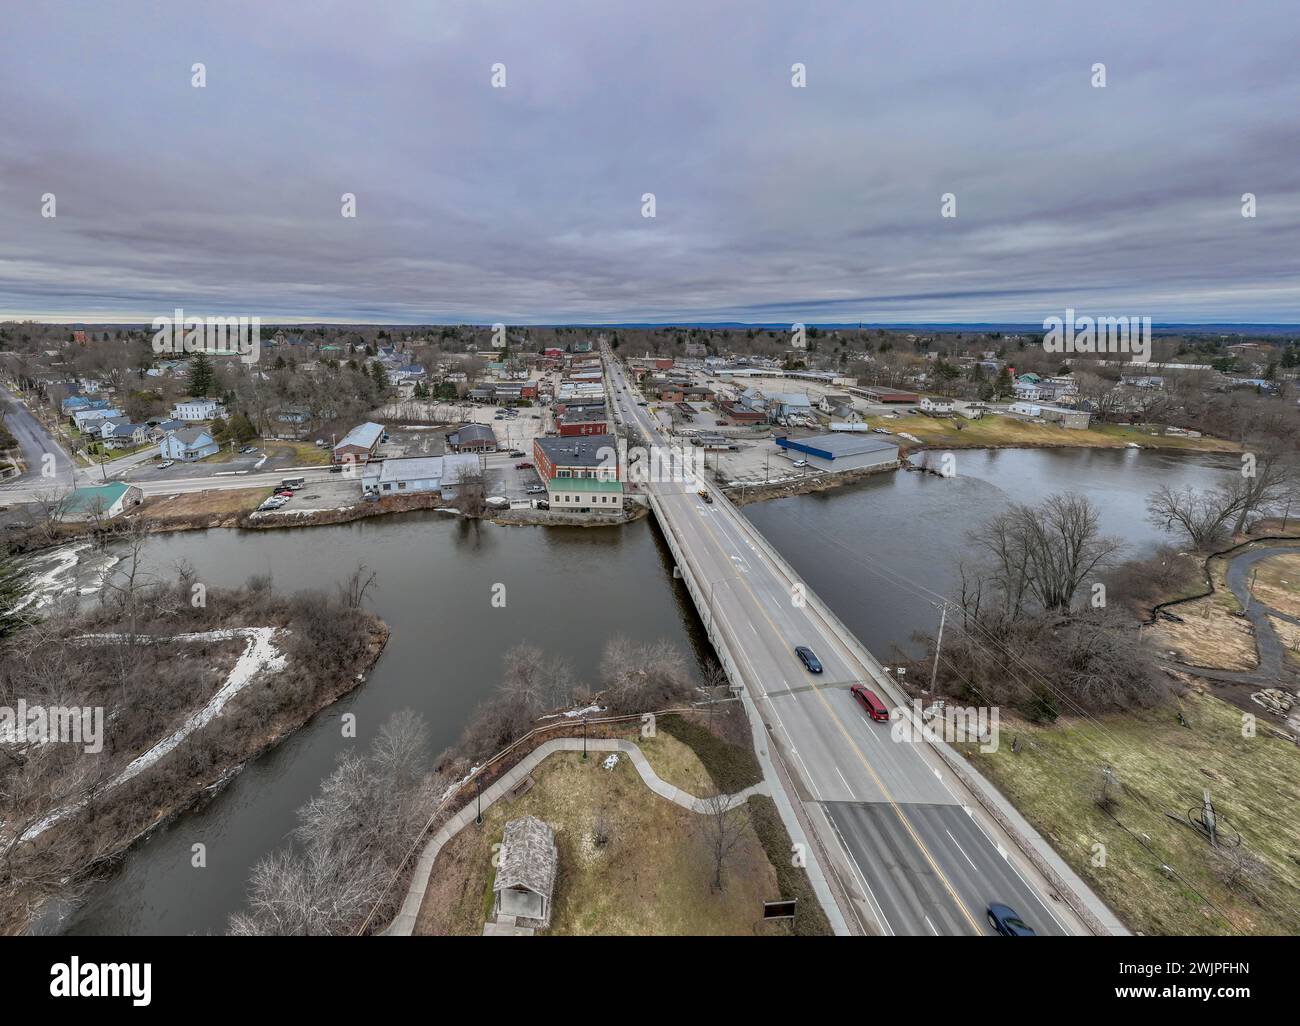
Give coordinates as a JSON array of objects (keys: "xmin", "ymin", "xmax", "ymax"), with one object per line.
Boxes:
[
  {"xmin": 581, "ymin": 718, "xmax": 588, "ymax": 761},
  {"xmin": 475, "ymin": 775, "xmax": 483, "ymax": 825}
]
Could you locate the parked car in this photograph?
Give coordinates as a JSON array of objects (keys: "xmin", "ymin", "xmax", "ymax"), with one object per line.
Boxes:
[
  {"xmin": 508, "ymin": 449, "xmax": 525, "ymax": 458},
  {"xmin": 515, "ymin": 461, "xmax": 533, "ymax": 469},
  {"xmin": 494, "ymin": 415, "xmax": 504, "ymax": 420},
  {"xmin": 987, "ymin": 904, "xmax": 1036, "ymax": 937},
  {"xmin": 525, "ymin": 485, "xmax": 546, "ymax": 494},
  {"xmin": 159, "ymin": 459, "xmax": 175, "ymax": 469},
  {"xmin": 794, "ymin": 646, "xmax": 823, "ymax": 674},
  {"xmin": 535, "ymin": 499, "xmax": 549, "ymax": 510},
  {"xmin": 698, "ymin": 489, "xmax": 713, "ymax": 504},
  {"xmin": 239, "ymin": 446, "xmax": 257, "ymax": 454},
  {"xmin": 792, "ymin": 459, "xmax": 809, "ymax": 468},
  {"xmin": 851, "ymin": 684, "xmax": 890, "ymax": 722},
  {"xmin": 328, "ymin": 465, "xmax": 343, "ymax": 473}
]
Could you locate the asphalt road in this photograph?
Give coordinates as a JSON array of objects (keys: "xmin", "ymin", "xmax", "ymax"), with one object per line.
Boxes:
[
  {"xmin": 0, "ymin": 383, "xmax": 75, "ymax": 492},
  {"xmin": 606, "ymin": 352, "xmax": 1079, "ymax": 937}
]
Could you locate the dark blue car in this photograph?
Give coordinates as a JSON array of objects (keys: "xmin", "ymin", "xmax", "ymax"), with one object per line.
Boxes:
[
  {"xmin": 795, "ymin": 646, "xmax": 823, "ymax": 674},
  {"xmin": 987, "ymin": 903, "xmax": 1035, "ymax": 936}
]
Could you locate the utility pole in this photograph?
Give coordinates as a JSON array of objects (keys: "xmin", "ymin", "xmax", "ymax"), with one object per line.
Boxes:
[
  {"xmin": 928, "ymin": 602, "xmax": 947, "ymax": 693},
  {"xmin": 1244, "ymin": 568, "xmax": 1259, "ymax": 613}
]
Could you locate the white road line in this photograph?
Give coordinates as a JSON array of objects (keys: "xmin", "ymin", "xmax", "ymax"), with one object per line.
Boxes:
[
  {"xmin": 945, "ymin": 828, "xmax": 978, "ymax": 871},
  {"xmin": 925, "ymin": 915, "xmax": 939, "ymax": 936},
  {"xmin": 826, "ymin": 813, "xmax": 894, "ymax": 937},
  {"xmin": 834, "ymin": 765, "xmax": 856, "ymax": 798}
]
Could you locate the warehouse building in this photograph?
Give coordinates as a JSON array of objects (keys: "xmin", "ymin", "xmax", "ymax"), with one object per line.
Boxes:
[
  {"xmin": 361, "ymin": 454, "xmax": 481, "ymax": 498},
  {"xmin": 774, "ymin": 433, "xmax": 900, "ymax": 472},
  {"xmin": 1009, "ymin": 401, "xmax": 1091, "ymax": 429},
  {"xmin": 333, "ymin": 421, "xmax": 384, "ymax": 464},
  {"xmin": 447, "ymin": 423, "xmax": 498, "ymax": 452}
]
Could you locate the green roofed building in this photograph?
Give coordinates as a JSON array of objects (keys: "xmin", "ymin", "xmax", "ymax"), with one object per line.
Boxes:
[
  {"xmin": 545, "ymin": 475, "xmax": 623, "ymax": 513},
  {"xmin": 64, "ymin": 482, "xmax": 143, "ymax": 521}
]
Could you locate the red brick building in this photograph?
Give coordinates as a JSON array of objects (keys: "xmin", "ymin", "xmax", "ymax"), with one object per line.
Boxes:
[{"xmin": 558, "ymin": 408, "xmax": 609, "ymax": 436}]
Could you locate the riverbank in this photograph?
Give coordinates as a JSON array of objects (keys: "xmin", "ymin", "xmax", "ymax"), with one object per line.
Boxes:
[
  {"xmin": 868, "ymin": 412, "xmax": 1240, "ymax": 453},
  {"xmin": 721, "ymin": 462, "xmax": 900, "ymax": 507},
  {"xmin": 2, "ymin": 592, "xmax": 391, "ymax": 935}
]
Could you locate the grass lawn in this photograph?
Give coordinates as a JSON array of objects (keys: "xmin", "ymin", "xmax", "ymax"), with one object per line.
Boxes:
[
  {"xmin": 262, "ymin": 440, "xmax": 332, "ymax": 466},
  {"xmin": 1250, "ymin": 552, "xmax": 1300, "ymax": 620},
  {"xmin": 1146, "ymin": 557, "xmax": 1253, "ymax": 670},
  {"xmin": 139, "ymin": 487, "xmax": 266, "ymax": 518},
  {"xmin": 958, "ymin": 690, "xmax": 1300, "ymax": 935},
  {"xmin": 414, "ymin": 749, "xmax": 793, "ymax": 936},
  {"xmin": 870, "ymin": 412, "xmax": 1237, "ymax": 452}
]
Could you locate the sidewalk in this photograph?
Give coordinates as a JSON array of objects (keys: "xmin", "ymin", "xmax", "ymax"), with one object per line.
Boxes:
[{"xmin": 381, "ymin": 735, "xmax": 769, "ymax": 936}]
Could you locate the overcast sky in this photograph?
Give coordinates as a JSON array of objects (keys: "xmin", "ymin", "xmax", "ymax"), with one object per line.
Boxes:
[{"xmin": 2, "ymin": 1, "xmax": 1298, "ymax": 325}]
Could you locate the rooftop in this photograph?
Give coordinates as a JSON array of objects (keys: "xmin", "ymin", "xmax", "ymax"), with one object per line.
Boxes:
[
  {"xmin": 66, "ymin": 482, "xmax": 132, "ymax": 513},
  {"xmin": 778, "ymin": 433, "xmax": 899, "ymax": 458},
  {"xmin": 536, "ymin": 434, "xmax": 618, "ymax": 468},
  {"xmin": 335, "ymin": 421, "xmax": 384, "ymax": 450},
  {"xmin": 547, "ymin": 476, "xmax": 623, "ymax": 492}
]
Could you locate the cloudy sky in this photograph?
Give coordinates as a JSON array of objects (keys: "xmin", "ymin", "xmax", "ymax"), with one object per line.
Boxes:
[{"xmin": 2, "ymin": 1, "xmax": 1298, "ymax": 324}]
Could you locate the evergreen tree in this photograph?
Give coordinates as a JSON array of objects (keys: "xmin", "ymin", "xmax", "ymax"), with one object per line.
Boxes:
[{"xmin": 188, "ymin": 352, "xmax": 215, "ymax": 397}]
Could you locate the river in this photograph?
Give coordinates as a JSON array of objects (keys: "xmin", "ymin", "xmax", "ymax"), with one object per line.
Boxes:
[{"xmin": 49, "ymin": 445, "xmax": 1234, "ymax": 934}]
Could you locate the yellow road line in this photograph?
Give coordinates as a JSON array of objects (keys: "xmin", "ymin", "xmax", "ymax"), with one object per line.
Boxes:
[{"xmin": 677, "ymin": 487, "xmax": 983, "ymax": 935}]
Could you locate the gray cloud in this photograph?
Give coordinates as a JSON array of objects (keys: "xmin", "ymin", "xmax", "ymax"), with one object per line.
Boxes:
[{"xmin": 1, "ymin": 0, "xmax": 1298, "ymax": 323}]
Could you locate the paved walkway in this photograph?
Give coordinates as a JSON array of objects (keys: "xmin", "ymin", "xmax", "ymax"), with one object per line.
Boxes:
[
  {"xmin": 381, "ymin": 736, "xmax": 769, "ymax": 936},
  {"xmin": 1162, "ymin": 541, "xmax": 1300, "ymax": 689}
]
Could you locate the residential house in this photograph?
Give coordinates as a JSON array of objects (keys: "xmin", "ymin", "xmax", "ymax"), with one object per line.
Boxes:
[
  {"xmin": 171, "ymin": 398, "xmax": 227, "ymax": 422},
  {"xmin": 160, "ymin": 426, "xmax": 220, "ymax": 461},
  {"xmin": 919, "ymin": 396, "xmax": 954, "ymax": 414},
  {"xmin": 97, "ymin": 418, "xmax": 150, "ymax": 449},
  {"xmin": 72, "ymin": 406, "xmax": 123, "ymax": 432}
]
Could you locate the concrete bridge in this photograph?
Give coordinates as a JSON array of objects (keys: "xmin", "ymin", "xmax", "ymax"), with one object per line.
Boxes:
[{"xmin": 606, "ymin": 350, "xmax": 1123, "ymax": 937}]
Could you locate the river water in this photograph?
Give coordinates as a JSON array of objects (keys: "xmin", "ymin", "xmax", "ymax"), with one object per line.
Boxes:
[{"xmin": 50, "ymin": 446, "xmax": 1234, "ymax": 934}]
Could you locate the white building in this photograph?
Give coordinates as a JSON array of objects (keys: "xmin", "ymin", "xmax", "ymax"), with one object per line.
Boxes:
[
  {"xmin": 171, "ymin": 398, "xmax": 227, "ymax": 422},
  {"xmin": 919, "ymin": 396, "xmax": 954, "ymax": 414}
]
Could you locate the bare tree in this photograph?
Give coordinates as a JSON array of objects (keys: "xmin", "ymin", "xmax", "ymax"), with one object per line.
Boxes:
[
  {"xmin": 699, "ymin": 789, "xmax": 750, "ymax": 892},
  {"xmin": 969, "ymin": 493, "xmax": 1122, "ymax": 613},
  {"xmin": 600, "ymin": 636, "xmax": 694, "ymax": 714},
  {"xmin": 1146, "ymin": 482, "xmax": 1246, "ymax": 549},
  {"xmin": 338, "ymin": 563, "xmax": 378, "ymax": 610},
  {"xmin": 452, "ymin": 468, "xmax": 487, "ymax": 518},
  {"xmin": 1210, "ymin": 843, "xmax": 1269, "ymax": 895},
  {"xmin": 230, "ymin": 710, "xmax": 437, "ymax": 935}
]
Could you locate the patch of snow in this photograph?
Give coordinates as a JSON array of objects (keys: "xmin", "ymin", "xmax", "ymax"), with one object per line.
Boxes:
[{"xmin": 18, "ymin": 627, "xmax": 287, "ymax": 841}]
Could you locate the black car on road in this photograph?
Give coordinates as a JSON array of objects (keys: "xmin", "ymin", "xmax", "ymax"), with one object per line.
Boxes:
[{"xmin": 795, "ymin": 646, "xmax": 823, "ymax": 674}]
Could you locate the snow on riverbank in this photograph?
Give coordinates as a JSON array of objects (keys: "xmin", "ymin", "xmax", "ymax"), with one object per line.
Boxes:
[
  {"xmin": 16, "ymin": 627, "xmax": 286, "ymax": 842},
  {"xmin": 12, "ymin": 543, "xmax": 120, "ymax": 612}
]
